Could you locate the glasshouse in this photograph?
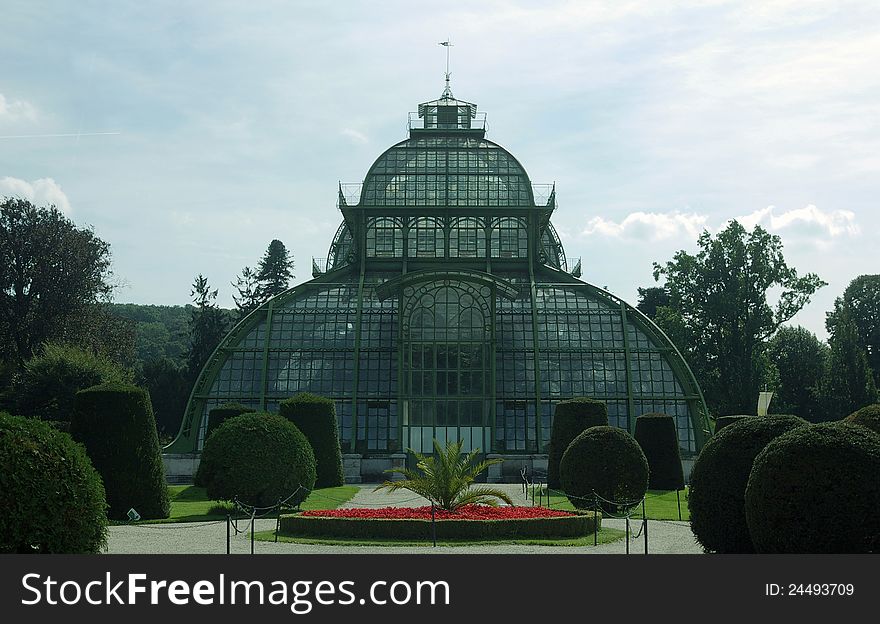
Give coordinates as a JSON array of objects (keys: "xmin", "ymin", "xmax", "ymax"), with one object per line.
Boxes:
[{"xmin": 165, "ymin": 83, "xmax": 710, "ymax": 482}]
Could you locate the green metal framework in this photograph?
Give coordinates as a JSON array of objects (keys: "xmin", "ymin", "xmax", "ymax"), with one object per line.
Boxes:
[{"xmin": 168, "ymin": 88, "xmax": 710, "ymax": 458}]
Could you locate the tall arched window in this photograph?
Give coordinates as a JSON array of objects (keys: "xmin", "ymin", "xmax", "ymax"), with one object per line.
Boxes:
[
  {"xmin": 366, "ymin": 217, "xmax": 403, "ymax": 257},
  {"xmin": 490, "ymin": 217, "xmax": 528, "ymax": 258},
  {"xmin": 449, "ymin": 217, "xmax": 487, "ymax": 258},
  {"xmin": 407, "ymin": 217, "xmax": 445, "ymax": 258}
]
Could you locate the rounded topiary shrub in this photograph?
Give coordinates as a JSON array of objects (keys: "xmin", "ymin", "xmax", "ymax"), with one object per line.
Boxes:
[
  {"xmin": 70, "ymin": 383, "xmax": 170, "ymax": 520},
  {"xmin": 844, "ymin": 404, "xmax": 880, "ymax": 435},
  {"xmin": 205, "ymin": 402, "xmax": 256, "ymax": 441},
  {"xmin": 688, "ymin": 415, "xmax": 806, "ymax": 553},
  {"xmin": 714, "ymin": 415, "xmax": 753, "ymax": 432},
  {"xmin": 279, "ymin": 393, "xmax": 344, "ymax": 488},
  {"xmin": 196, "ymin": 412, "xmax": 316, "ymax": 508},
  {"xmin": 15, "ymin": 343, "xmax": 132, "ymax": 424},
  {"xmin": 548, "ymin": 398, "xmax": 608, "ymax": 489},
  {"xmin": 560, "ymin": 426, "xmax": 648, "ymax": 510},
  {"xmin": 0, "ymin": 412, "xmax": 107, "ymax": 553},
  {"xmin": 745, "ymin": 422, "xmax": 880, "ymax": 553},
  {"xmin": 633, "ymin": 413, "xmax": 684, "ymax": 490}
]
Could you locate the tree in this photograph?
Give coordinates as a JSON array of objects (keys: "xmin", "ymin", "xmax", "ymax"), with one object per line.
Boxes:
[
  {"xmin": 232, "ymin": 265, "xmax": 261, "ymax": 319},
  {"xmin": 256, "ymin": 239, "xmax": 294, "ymax": 302},
  {"xmin": 0, "ymin": 198, "xmax": 113, "ymax": 368},
  {"xmin": 653, "ymin": 221, "xmax": 826, "ymax": 415},
  {"xmin": 827, "ymin": 275, "xmax": 880, "ymax": 386},
  {"xmin": 186, "ymin": 275, "xmax": 228, "ymax": 380},
  {"xmin": 820, "ymin": 304, "xmax": 877, "ymax": 419},
  {"xmin": 138, "ymin": 357, "xmax": 189, "ymax": 439},
  {"xmin": 636, "ymin": 286, "xmax": 670, "ymax": 320},
  {"xmin": 765, "ymin": 326, "xmax": 827, "ymax": 422}
]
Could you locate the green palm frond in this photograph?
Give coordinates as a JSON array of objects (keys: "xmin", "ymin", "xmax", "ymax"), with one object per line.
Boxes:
[{"xmin": 374, "ymin": 439, "xmax": 510, "ymax": 511}]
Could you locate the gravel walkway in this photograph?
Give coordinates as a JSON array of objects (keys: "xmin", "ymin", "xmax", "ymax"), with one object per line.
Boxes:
[{"xmin": 105, "ymin": 484, "xmax": 703, "ymax": 555}]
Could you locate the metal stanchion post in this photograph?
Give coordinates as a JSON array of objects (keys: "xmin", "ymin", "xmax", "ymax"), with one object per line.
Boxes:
[
  {"xmin": 677, "ymin": 489, "xmax": 682, "ymax": 521},
  {"xmin": 226, "ymin": 514, "xmax": 230, "ymax": 555},
  {"xmin": 251, "ymin": 513, "xmax": 255, "ymax": 555},
  {"xmin": 642, "ymin": 498, "xmax": 648, "ymax": 555},
  {"xmin": 275, "ymin": 498, "xmax": 282, "ymax": 543},
  {"xmin": 431, "ymin": 502, "xmax": 437, "ymax": 547},
  {"xmin": 538, "ymin": 481, "xmax": 543, "ymax": 507},
  {"xmin": 593, "ymin": 493, "xmax": 599, "ymax": 546},
  {"xmin": 626, "ymin": 516, "xmax": 630, "ymax": 555}
]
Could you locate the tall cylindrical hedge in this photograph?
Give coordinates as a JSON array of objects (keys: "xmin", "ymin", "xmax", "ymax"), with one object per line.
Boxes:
[
  {"xmin": 205, "ymin": 402, "xmax": 256, "ymax": 441},
  {"xmin": 279, "ymin": 393, "xmax": 344, "ymax": 488},
  {"xmin": 548, "ymin": 398, "xmax": 608, "ymax": 489},
  {"xmin": 0, "ymin": 413, "xmax": 108, "ymax": 553},
  {"xmin": 688, "ymin": 415, "xmax": 806, "ymax": 553},
  {"xmin": 71, "ymin": 383, "xmax": 170, "ymax": 520},
  {"xmin": 196, "ymin": 412, "xmax": 316, "ymax": 508},
  {"xmin": 746, "ymin": 422, "xmax": 880, "ymax": 553},
  {"xmin": 844, "ymin": 403, "xmax": 880, "ymax": 435},
  {"xmin": 633, "ymin": 413, "xmax": 685, "ymax": 490},
  {"xmin": 560, "ymin": 426, "xmax": 648, "ymax": 510}
]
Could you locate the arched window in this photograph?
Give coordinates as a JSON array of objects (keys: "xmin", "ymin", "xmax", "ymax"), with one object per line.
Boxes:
[
  {"xmin": 490, "ymin": 217, "xmax": 528, "ymax": 258},
  {"xmin": 407, "ymin": 217, "xmax": 445, "ymax": 258},
  {"xmin": 366, "ymin": 217, "xmax": 403, "ymax": 257},
  {"xmin": 449, "ymin": 217, "xmax": 486, "ymax": 258}
]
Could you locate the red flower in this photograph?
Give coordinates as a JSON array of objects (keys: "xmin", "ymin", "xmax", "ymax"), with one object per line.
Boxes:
[{"xmin": 302, "ymin": 505, "xmax": 572, "ymax": 520}]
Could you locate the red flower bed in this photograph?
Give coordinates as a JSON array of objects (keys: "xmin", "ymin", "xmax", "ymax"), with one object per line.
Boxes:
[{"xmin": 302, "ymin": 505, "xmax": 572, "ymax": 520}]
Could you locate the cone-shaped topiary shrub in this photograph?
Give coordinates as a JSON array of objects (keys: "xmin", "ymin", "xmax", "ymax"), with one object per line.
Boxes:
[
  {"xmin": 560, "ymin": 425, "xmax": 648, "ymax": 510},
  {"xmin": 688, "ymin": 415, "xmax": 806, "ymax": 553},
  {"xmin": 548, "ymin": 398, "xmax": 608, "ymax": 489},
  {"xmin": 0, "ymin": 412, "xmax": 108, "ymax": 553},
  {"xmin": 196, "ymin": 412, "xmax": 316, "ymax": 508},
  {"xmin": 844, "ymin": 403, "xmax": 880, "ymax": 435},
  {"xmin": 746, "ymin": 422, "xmax": 880, "ymax": 553},
  {"xmin": 71, "ymin": 383, "xmax": 170, "ymax": 520},
  {"xmin": 279, "ymin": 393, "xmax": 344, "ymax": 488},
  {"xmin": 714, "ymin": 415, "xmax": 753, "ymax": 432},
  {"xmin": 205, "ymin": 402, "xmax": 256, "ymax": 441},
  {"xmin": 633, "ymin": 413, "xmax": 685, "ymax": 490}
]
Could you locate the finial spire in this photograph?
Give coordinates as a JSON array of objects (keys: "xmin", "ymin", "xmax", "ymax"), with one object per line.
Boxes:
[{"xmin": 438, "ymin": 40, "xmax": 454, "ymax": 99}]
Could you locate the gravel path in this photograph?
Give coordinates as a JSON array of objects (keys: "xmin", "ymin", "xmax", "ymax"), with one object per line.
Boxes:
[{"xmin": 105, "ymin": 484, "xmax": 703, "ymax": 555}]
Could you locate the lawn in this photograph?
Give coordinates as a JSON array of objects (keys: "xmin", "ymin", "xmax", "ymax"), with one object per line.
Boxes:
[
  {"xmin": 128, "ymin": 485, "xmax": 360, "ymax": 524},
  {"xmin": 533, "ymin": 487, "xmax": 690, "ymax": 521},
  {"xmin": 256, "ymin": 528, "xmax": 626, "ymax": 547}
]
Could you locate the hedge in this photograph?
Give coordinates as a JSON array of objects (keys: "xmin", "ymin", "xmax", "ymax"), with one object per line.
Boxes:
[
  {"xmin": 714, "ymin": 415, "xmax": 753, "ymax": 432},
  {"xmin": 278, "ymin": 510, "xmax": 600, "ymax": 540},
  {"xmin": 633, "ymin": 413, "xmax": 685, "ymax": 490},
  {"xmin": 844, "ymin": 404, "xmax": 880, "ymax": 435},
  {"xmin": 688, "ymin": 415, "xmax": 806, "ymax": 553},
  {"xmin": 205, "ymin": 403, "xmax": 256, "ymax": 441},
  {"xmin": 15, "ymin": 343, "xmax": 132, "ymax": 424},
  {"xmin": 196, "ymin": 412, "xmax": 316, "ymax": 508},
  {"xmin": 547, "ymin": 398, "xmax": 608, "ymax": 489},
  {"xmin": 279, "ymin": 393, "xmax": 344, "ymax": 488},
  {"xmin": 0, "ymin": 412, "xmax": 108, "ymax": 553},
  {"xmin": 71, "ymin": 383, "xmax": 169, "ymax": 520},
  {"xmin": 560, "ymin": 426, "xmax": 648, "ymax": 511},
  {"xmin": 745, "ymin": 422, "xmax": 880, "ymax": 553}
]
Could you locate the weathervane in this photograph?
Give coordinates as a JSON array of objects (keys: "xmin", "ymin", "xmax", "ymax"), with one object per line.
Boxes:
[{"xmin": 438, "ymin": 39, "xmax": 453, "ymax": 98}]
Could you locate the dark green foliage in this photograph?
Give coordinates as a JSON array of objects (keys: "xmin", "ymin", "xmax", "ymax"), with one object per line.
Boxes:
[
  {"xmin": 138, "ymin": 357, "xmax": 190, "ymax": 437},
  {"xmin": 821, "ymin": 304, "xmax": 878, "ymax": 420},
  {"xmin": 279, "ymin": 393, "xmax": 344, "ymax": 488},
  {"xmin": 745, "ymin": 422, "xmax": 880, "ymax": 553},
  {"xmin": 653, "ymin": 220, "xmax": 826, "ymax": 416},
  {"xmin": 688, "ymin": 415, "xmax": 806, "ymax": 553},
  {"xmin": 204, "ymin": 402, "xmax": 256, "ymax": 441},
  {"xmin": 633, "ymin": 413, "xmax": 684, "ymax": 490},
  {"xmin": 15, "ymin": 343, "xmax": 132, "ymax": 423},
  {"xmin": 196, "ymin": 412, "xmax": 316, "ymax": 508},
  {"xmin": 70, "ymin": 384, "xmax": 170, "ymax": 520},
  {"xmin": 636, "ymin": 286, "xmax": 670, "ymax": 320},
  {"xmin": 256, "ymin": 239, "xmax": 295, "ymax": 302},
  {"xmin": 0, "ymin": 412, "xmax": 107, "ymax": 553},
  {"xmin": 187, "ymin": 275, "xmax": 229, "ymax": 381},
  {"xmin": 714, "ymin": 415, "xmax": 754, "ymax": 432},
  {"xmin": 559, "ymin": 426, "xmax": 648, "ymax": 510},
  {"xmin": 766, "ymin": 326, "xmax": 827, "ymax": 422},
  {"xmin": 844, "ymin": 403, "xmax": 880, "ymax": 435},
  {"xmin": 0, "ymin": 198, "xmax": 114, "ymax": 368},
  {"xmin": 232, "ymin": 266, "xmax": 261, "ymax": 319},
  {"xmin": 547, "ymin": 398, "xmax": 608, "ymax": 489},
  {"xmin": 827, "ymin": 275, "xmax": 880, "ymax": 386},
  {"xmin": 278, "ymin": 510, "xmax": 599, "ymax": 540}
]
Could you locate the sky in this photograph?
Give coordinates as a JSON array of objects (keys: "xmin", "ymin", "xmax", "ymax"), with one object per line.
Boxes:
[{"xmin": 1, "ymin": 0, "xmax": 878, "ymax": 340}]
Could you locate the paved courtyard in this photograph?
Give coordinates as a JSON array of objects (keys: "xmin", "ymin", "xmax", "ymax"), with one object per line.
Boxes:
[{"xmin": 106, "ymin": 484, "xmax": 703, "ymax": 555}]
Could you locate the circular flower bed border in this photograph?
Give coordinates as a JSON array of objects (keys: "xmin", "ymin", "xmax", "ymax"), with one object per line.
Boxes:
[{"xmin": 279, "ymin": 506, "xmax": 600, "ymax": 540}]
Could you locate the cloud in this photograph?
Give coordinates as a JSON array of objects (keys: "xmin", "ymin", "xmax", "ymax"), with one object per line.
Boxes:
[
  {"xmin": 0, "ymin": 177, "xmax": 72, "ymax": 214},
  {"xmin": 340, "ymin": 127, "xmax": 368, "ymax": 144},
  {"xmin": 0, "ymin": 93, "xmax": 37, "ymax": 123},
  {"xmin": 582, "ymin": 211, "xmax": 708, "ymax": 241},
  {"xmin": 734, "ymin": 204, "xmax": 860, "ymax": 238}
]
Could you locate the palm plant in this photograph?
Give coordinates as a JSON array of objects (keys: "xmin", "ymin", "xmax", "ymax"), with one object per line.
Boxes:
[{"xmin": 376, "ymin": 439, "xmax": 513, "ymax": 511}]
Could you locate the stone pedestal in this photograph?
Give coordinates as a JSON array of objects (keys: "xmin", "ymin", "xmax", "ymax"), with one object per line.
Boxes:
[
  {"xmin": 486, "ymin": 454, "xmax": 504, "ymax": 483},
  {"xmin": 389, "ymin": 453, "xmax": 408, "ymax": 481},
  {"xmin": 342, "ymin": 453, "xmax": 363, "ymax": 484},
  {"xmin": 162, "ymin": 453, "xmax": 200, "ymax": 484}
]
